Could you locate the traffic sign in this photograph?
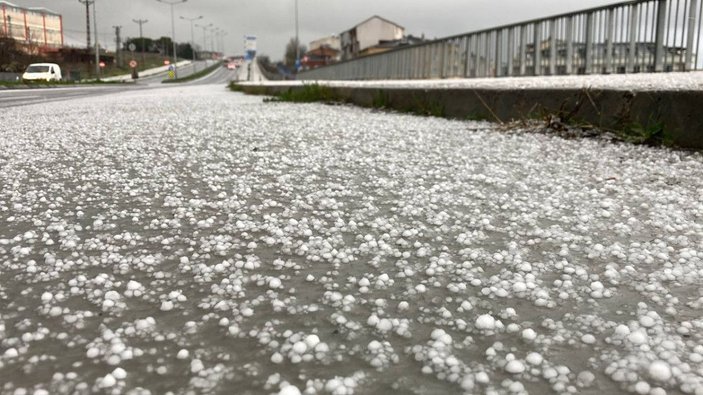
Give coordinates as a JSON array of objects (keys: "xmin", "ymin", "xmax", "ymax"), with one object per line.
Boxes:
[
  {"xmin": 99, "ymin": 61, "xmax": 106, "ymax": 68},
  {"xmin": 128, "ymin": 43, "xmax": 136, "ymax": 52},
  {"xmin": 129, "ymin": 60, "xmax": 138, "ymax": 68}
]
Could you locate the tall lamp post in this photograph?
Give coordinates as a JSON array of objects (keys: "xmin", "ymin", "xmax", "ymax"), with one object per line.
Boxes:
[
  {"xmin": 180, "ymin": 15, "xmax": 202, "ymax": 72},
  {"xmin": 295, "ymin": 0, "xmax": 300, "ymax": 71},
  {"xmin": 210, "ymin": 27, "xmax": 218, "ymax": 58},
  {"xmin": 180, "ymin": 16, "xmax": 202, "ymax": 60},
  {"xmin": 219, "ymin": 31, "xmax": 228, "ymax": 57},
  {"xmin": 156, "ymin": 0, "xmax": 187, "ymax": 78},
  {"xmin": 195, "ymin": 22, "xmax": 212, "ymax": 61}
]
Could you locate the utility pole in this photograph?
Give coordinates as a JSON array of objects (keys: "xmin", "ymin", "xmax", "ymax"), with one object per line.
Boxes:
[
  {"xmin": 113, "ymin": 25, "xmax": 122, "ymax": 67},
  {"xmin": 78, "ymin": 0, "xmax": 93, "ymax": 51},
  {"xmin": 133, "ymin": 19, "xmax": 148, "ymax": 67},
  {"xmin": 93, "ymin": 1, "xmax": 99, "ymax": 78},
  {"xmin": 156, "ymin": 0, "xmax": 187, "ymax": 79}
]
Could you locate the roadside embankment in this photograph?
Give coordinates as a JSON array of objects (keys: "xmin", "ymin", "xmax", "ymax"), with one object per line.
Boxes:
[{"xmin": 231, "ymin": 80, "xmax": 703, "ymax": 150}]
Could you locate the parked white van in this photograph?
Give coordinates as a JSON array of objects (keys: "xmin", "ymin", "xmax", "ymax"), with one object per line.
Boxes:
[{"xmin": 22, "ymin": 63, "xmax": 62, "ymax": 82}]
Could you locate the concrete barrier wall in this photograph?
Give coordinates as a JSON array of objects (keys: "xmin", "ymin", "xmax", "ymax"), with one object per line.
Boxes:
[
  {"xmin": 102, "ymin": 60, "xmax": 192, "ymax": 82},
  {"xmin": 236, "ymin": 85, "xmax": 703, "ymax": 150}
]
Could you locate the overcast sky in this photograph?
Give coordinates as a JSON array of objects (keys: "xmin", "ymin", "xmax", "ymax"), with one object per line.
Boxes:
[{"xmin": 12, "ymin": 0, "xmax": 621, "ymax": 59}]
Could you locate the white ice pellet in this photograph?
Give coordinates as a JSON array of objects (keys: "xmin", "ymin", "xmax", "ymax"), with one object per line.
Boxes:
[
  {"xmin": 526, "ymin": 352, "xmax": 543, "ymax": 365},
  {"xmin": 278, "ymin": 385, "xmax": 301, "ymax": 395},
  {"xmin": 269, "ymin": 278, "xmax": 282, "ymax": 289},
  {"xmin": 505, "ymin": 360, "xmax": 525, "ymax": 374},
  {"xmin": 112, "ymin": 368, "xmax": 127, "ymax": 380},
  {"xmin": 522, "ymin": 328, "xmax": 537, "ymax": 341},
  {"xmin": 475, "ymin": 314, "xmax": 496, "ymax": 330},
  {"xmin": 190, "ymin": 359, "xmax": 204, "ymax": 373},
  {"xmin": 271, "ymin": 352, "xmax": 284, "ymax": 364},
  {"xmin": 648, "ymin": 360, "xmax": 672, "ymax": 382},
  {"xmin": 628, "ymin": 330, "xmax": 648, "ymax": 345},
  {"xmin": 292, "ymin": 342, "xmax": 307, "ymax": 354},
  {"xmin": 100, "ymin": 374, "xmax": 116, "ymax": 388}
]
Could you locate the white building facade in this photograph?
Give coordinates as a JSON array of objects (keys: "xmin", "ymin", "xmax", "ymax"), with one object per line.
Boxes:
[{"xmin": 341, "ymin": 16, "xmax": 404, "ymax": 60}]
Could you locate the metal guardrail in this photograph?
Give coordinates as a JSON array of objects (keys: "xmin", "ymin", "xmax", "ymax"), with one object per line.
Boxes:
[{"xmin": 299, "ymin": 0, "xmax": 702, "ymax": 80}]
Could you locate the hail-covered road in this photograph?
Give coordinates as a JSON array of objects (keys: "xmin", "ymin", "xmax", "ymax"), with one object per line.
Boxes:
[{"xmin": 0, "ymin": 82, "xmax": 702, "ymax": 395}]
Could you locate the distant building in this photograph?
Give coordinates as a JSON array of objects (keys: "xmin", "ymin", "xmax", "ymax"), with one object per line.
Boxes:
[
  {"xmin": 340, "ymin": 16, "xmax": 404, "ymax": 60},
  {"xmin": 359, "ymin": 34, "xmax": 428, "ymax": 57},
  {"xmin": 303, "ymin": 35, "xmax": 342, "ymax": 69},
  {"xmin": 1, "ymin": 0, "xmax": 64, "ymax": 51},
  {"xmin": 301, "ymin": 45, "xmax": 341, "ymax": 70},
  {"xmin": 309, "ymin": 35, "xmax": 341, "ymax": 53}
]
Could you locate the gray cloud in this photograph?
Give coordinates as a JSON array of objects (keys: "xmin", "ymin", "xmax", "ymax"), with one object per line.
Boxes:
[{"xmin": 11, "ymin": 0, "xmax": 620, "ymax": 59}]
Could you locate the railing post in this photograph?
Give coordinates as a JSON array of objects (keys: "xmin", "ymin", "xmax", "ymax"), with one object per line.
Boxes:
[
  {"xmin": 686, "ymin": 0, "xmax": 699, "ymax": 70},
  {"xmin": 474, "ymin": 34, "xmax": 481, "ymax": 78},
  {"xmin": 566, "ymin": 16, "xmax": 574, "ymax": 74},
  {"xmin": 606, "ymin": 8, "xmax": 615, "ymax": 73},
  {"xmin": 463, "ymin": 36, "xmax": 471, "ymax": 77},
  {"xmin": 507, "ymin": 27, "xmax": 515, "ymax": 76},
  {"xmin": 627, "ymin": 3, "xmax": 638, "ymax": 72},
  {"xmin": 534, "ymin": 22, "xmax": 542, "ymax": 75},
  {"xmin": 585, "ymin": 12, "xmax": 594, "ymax": 74},
  {"xmin": 654, "ymin": 0, "xmax": 668, "ymax": 72},
  {"xmin": 496, "ymin": 30, "xmax": 503, "ymax": 77},
  {"xmin": 520, "ymin": 25, "xmax": 527, "ymax": 75},
  {"xmin": 549, "ymin": 19, "xmax": 557, "ymax": 75}
]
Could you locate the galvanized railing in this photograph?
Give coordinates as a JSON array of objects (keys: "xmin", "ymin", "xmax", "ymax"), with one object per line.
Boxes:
[{"xmin": 298, "ymin": 0, "xmax": 702, "ymax": 80}]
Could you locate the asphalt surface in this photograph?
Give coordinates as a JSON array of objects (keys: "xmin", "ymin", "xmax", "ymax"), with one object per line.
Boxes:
[
  {"xmin": 0, "ymin": 61, "xmax": 239, "ymax": 109},
  {"xmin": 0, "ymin": 72, "xmax": 702, "ymax": 395}
]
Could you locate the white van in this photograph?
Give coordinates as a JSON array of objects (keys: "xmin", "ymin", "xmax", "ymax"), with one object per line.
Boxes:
[{"xmin": 22, "ymin": 63, "xmax": 62, "ymax": 82}]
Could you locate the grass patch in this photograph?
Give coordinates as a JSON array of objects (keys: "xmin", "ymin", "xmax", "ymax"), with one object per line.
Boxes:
[
  {"xmin": 162, "ymin": 62, "xmax": 220, "ymax": 84},
  {"xmin": 619, "ymin": 119, "xmax": 672, "ymax": 146},
  {"xmin": 273, "ymin": 84, "xmax": 338, "ymax": 103},
  {"xmin": 0, "ymin": 80, "xmax": 75, "ymax": 87}
]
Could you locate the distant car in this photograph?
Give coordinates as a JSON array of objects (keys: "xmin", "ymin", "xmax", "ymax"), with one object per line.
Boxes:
[
  {"xmin": 226, "ymin": 63, "xmax": 237, "ymax": 70},
  {"xmin": 22, "ymin": 63, "xmax": 62, "ymax": 82}
]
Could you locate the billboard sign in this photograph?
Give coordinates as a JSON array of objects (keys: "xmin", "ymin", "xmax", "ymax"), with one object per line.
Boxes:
[{"xmin": 244, "ymin": 35, "xmax": 257, "ymax": 61}]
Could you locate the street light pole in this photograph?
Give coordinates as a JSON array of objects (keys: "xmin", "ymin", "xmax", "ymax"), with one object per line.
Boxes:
[
  {"xmin": 220, "ymin": 31, "xmax": 228, "ymax": 57},
  {"xmin": 295, "ymin": 0, "xmax": 300, "ymax": 71},
  {"xmin": 195, "ymin": 23, "xmax": 212, "ymax": 61},
  {"xmin": 210, "ymin": 27, "xmax": 217, "ymax": 58},
  {"xmin": 156, "ymin": 0, "xmax": 187, "ymax": 79},
  {"xmin": 179, "ymin": 16, "xmax": 202, "ymax": 61}
]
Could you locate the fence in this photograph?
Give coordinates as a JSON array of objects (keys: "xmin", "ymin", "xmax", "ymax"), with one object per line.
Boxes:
[{"xmin": 298, "ymin": 0, "xmax": 703, "ymax": 80}]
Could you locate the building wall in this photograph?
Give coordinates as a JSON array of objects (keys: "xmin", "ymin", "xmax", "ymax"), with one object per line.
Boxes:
[
  {"xmin": 355, "ymin": 17, "xmax": 403, "ymax": 53},
  {"xmin": 1, "ymin": 2, "xmax": 63, "ymax": 48}
]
